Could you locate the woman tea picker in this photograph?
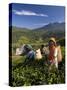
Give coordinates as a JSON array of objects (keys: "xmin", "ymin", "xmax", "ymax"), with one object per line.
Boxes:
[{"xmin": 48, "ymin": 37, "xmax": 62, "ymax": 68}]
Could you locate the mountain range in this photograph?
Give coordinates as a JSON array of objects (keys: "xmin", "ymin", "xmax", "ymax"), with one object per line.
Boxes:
[{"xmin": 11, "ymin": 22, "xmax": 65, "ymax": 44}]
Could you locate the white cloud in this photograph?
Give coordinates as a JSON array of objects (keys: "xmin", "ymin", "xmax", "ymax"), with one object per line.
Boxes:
[
  {"xmin": 13, "ymin": 10, "xmax": 48, "ymax": 17},
  {"xmin": 33, "ymin": 23, "xmax": 49, "ymax": 26}
]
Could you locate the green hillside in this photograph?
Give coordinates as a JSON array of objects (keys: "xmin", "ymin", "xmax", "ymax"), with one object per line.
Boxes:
[{"xmin": 11, "ymin": 22, "xmax": 65, "ymax": 48}]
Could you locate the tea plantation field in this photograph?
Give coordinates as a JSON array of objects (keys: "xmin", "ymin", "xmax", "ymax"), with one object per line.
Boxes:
[{"xmin": 10, "ymin": 46, "xmax": 65, "ymax": 86}]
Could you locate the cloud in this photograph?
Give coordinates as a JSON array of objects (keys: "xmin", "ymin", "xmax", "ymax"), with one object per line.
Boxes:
[
  {"xmin": 13, "ymin": 10, "xmax": 48, "ymax": 17},
  {"xmin": 33, "ymin": 23, "xmax": 49, "ymax": 26}
]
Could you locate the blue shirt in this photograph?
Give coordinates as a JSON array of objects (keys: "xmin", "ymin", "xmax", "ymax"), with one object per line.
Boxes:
[{"xmin": 26, "ymin": 50, "xmax": 35, "ymax": 60}]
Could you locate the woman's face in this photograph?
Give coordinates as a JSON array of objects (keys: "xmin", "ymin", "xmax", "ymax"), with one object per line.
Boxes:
[{"xmin": 49, "ymin": 41, "xmax": 55, "ymax": 46}]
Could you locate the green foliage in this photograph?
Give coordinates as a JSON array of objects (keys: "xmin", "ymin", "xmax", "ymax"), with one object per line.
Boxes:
[
  {"xmin": 18, "ymin": 36, "xmax": 30, "ymax": 45},
  {"xmin": 10, "ymin": 22, "xmax": 65, "ymax": 86},
  {"xmin": 11, "ymin": 46, "xmax": 65, "ymax": 86},
  {"xmin": 11, "ymin": 58, "xmax": 65, "ymax": 86},
  {"xmin": 57, "ymin": 38, "xmax": 65, "ymax": 46}
]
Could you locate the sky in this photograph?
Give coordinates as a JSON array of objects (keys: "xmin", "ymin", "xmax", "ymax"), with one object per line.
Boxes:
[{"xmin": 10, "ymin": 3, "xmax": 65, "ymax": 29}]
